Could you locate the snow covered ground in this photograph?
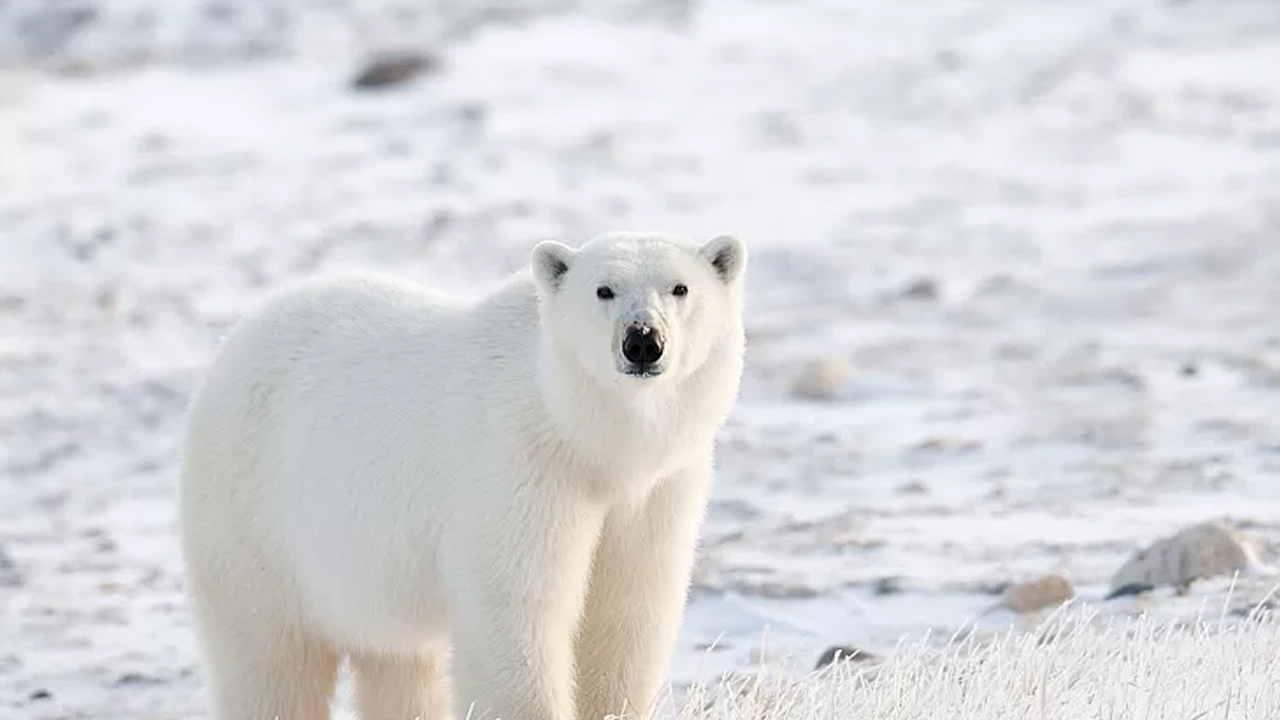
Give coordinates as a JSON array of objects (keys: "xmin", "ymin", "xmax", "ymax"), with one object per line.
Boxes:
[{"xmin": 2, "ymin": 0, "xmax": 1280, "ymax": 717}]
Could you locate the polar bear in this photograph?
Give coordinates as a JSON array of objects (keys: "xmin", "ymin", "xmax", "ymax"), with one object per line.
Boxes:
[{"xmin": 178, "ymin": 231, "xmax": 748, "ymax": 720}]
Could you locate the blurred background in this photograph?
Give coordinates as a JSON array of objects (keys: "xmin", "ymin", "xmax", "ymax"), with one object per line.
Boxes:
[{"xmin": 2, "ymin": 0, "xmax": 1279, "ymax": 717}]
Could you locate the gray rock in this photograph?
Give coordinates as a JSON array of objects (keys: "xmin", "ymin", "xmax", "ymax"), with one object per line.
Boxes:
[
  {"xmin": 0, "ymin": 544, "xmax": 22, "ymax": 588},
  {"xmin": 899, "ymin": 276, "xmax": 940, "ymax": 300},
  {"xmin": 815, "ymin": 645, "xmax": 879, "ymax": 670},
  {"xmin": 113, "ymin": 671, "xmax": 165, "ymax": 687},
  {"xmin": 1110, "ymin": 520, "xmax": 1272, "ymax": 593},
  {"xmin": 351, "ymin": 51, "xmax": 439, "ymax": 90},
  {"xmin": 871, "ymin": 576, "xmax": 905, "ymax": 596}
]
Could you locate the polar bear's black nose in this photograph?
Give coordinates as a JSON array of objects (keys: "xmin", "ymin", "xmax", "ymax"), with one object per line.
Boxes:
[{"xmin": 622, "ymin": 325, "xmax": 664, "ymax": 365}]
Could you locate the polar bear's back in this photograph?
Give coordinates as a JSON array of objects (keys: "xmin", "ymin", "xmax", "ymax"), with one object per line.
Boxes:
[
  {"xmin": 195, "ymin": 272, "xmax": 484, "ymax": 440},
  {"xmin": 179, "ymin": 271, "xmax": 542, "ymax": 647},
  {"xmin": 193, "ymin": 269, "xmax": 537, "ymax": 420}
]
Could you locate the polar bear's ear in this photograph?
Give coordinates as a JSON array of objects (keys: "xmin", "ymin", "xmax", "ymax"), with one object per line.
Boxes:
[
  {"xmin": 699, "ymin": 235, "xmax": 747, "ymax": 284},
  {"xmin": 531, "ymin": 240, "xmax": 576, "ymax": 293}
]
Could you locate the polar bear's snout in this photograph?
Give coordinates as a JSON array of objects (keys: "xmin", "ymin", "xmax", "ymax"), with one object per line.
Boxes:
[{"xmin": 621, "ymin": 323, "xmax": 665, "ymax": 375}]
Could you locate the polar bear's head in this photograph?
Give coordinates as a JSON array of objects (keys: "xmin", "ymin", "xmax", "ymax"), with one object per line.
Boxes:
[{"xmin": 531, "ymin": 232, "xmax": 747, "ymax": 388}]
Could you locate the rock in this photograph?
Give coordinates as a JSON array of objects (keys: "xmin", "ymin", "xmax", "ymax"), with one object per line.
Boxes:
[
  {"xmin": 692, "ymin": 639, "xmax": 731, "ymax": 653},
  {"xmin": 113, "ymin": 671, "xmax": 164, "ymax": 687},
  {"xmin": 815, "ymin": 645, "xmax": 879, "ymax": 670},
  {"xmin": 896, "ymin": 479, "xmax": 929, "ymax": 496},
  {"xmin": 973, "ymin": 580, "xmax": 1011, "ymax": 596},
  {"xmin": 1110, "ymin": 520, "xmax": 1269, "ymax": 593},
  {"xmin": 1105, "ymin": 582, "xmax": 1154, "ymax": 600},
  {"xmin": 899, "ymin": 276, "xmax": 939, "ymax": 300},
  {"xmin": 0, "ymin": 544, "xmax": 21, "ymax": 588},
  {"xmin": 1003, "ymin": 573, "xmax": 1074, "ymax": 613},
  {"xmin": 871, "ymin": 576, "xmax": 904, "ymax": 596},
  {"xmin": 29, "ymin": 688, "xmax": 52, "ymax": 701},
  {"xmin": 1229, "ymin": 598, "xmax": 1277, "ymax": 618},
  {"xmin": 789, "ymin": 357, "xmax": 851, "ymax": 401},
  {"xmin": 909, "ymin": 436, "xmax": 982, "ymax": 454},
  {"xmin": 351, "ymin": 51, "xmax": 438, "ymax": 90}
]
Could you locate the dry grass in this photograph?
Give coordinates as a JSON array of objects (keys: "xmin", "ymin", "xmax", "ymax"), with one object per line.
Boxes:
[{"xmin": 665, "ymin": 599, "xmax": 1280, "ymax": 720}]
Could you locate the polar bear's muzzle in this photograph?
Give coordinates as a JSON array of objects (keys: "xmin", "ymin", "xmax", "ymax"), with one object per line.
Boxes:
[{"xmin": 620, "ymin": 323, "xmax": 665, "ymax": 377}]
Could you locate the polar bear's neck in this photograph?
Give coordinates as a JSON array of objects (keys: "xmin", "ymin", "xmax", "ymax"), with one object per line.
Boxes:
[{"xmin": 532, "ymin": 328, "xmax": 739, "ymax": 496}]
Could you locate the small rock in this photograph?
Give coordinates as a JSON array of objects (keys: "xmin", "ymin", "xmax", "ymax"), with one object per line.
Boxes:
[
  {"xmin": 351, "ymin": 51, "xmax": 438, "ymax": 90},
  {"xmin": 814, "ymin": 645, "xmax": 878, "ymax": 670},
  {"xmin": 29, "ymin": 688, "xmax": 52, "ymax": 701},
  {"xmin": 909, "ymin": 436, "xmax": 982, "ymax": 454},
  {"xmin": 871, "ymin": 576, "xmax": 904, "ymax": 596},
  {"xmin": 1230, "ymin": 598, "xmax": 1277, "ymax": 618},
  {"xmin": 1003, "ymin": 573, "xmax": 1074, "ymax": 613},
  {"xmin": 789, "ymin": 357, "xmax": 851, "ymax": 401},
  {"xmin": 1109, "ymin": 520, "xmax": 1269, "ymax": 593},
  {"xmin": 1105, "ymin": 582, "xmax": 1153, "ymax": 600},
  {"xmin": 973, "ymin": 580, "xmax": 1011, "ymax": 596},
  {"xmin": 896, "ymin": 479, "xmax": 929, "ymax": 496},
  {"xmin": 692, "ymin": 640, "xmax": 730, "ymax": 652},
  {"xmin": 0, "ymin": 544, "xmax": 22, "ymax": 588},
  {"xmin": 899, "ymin": 276, "xmax": 939, "ymax": 300},
  {"xmin": 113, "ymin": 671, "xmax": 164, "ymax": 687}
]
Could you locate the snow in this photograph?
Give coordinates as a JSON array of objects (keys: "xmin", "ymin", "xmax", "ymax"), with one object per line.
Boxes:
[{"xmin": 2, "ymin": 0, "xmax": 1280, "ymax": 717}]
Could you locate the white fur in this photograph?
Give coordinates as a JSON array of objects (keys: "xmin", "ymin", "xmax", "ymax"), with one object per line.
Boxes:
[{"xmin": 178, "ymin": 231, "xmax": 748, "ymax": 720}]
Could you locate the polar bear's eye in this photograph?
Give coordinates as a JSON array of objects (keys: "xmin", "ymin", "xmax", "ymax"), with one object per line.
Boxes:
[
  {"xmin": 596, "ymin": 286, "xmax": 615, "ymax": 300},
  {"xmin": 672, "ymin": 283, "xmax": 689, "ymax": 297}
]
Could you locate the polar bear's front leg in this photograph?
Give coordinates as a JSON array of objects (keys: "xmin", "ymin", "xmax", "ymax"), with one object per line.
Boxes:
[
  {"xmin": 574, "ymin": 462, "xmax": 713, "ymax": 720},
  {"xmin": 449, "ymin": 483, "xmax": 605, "ymax": 720}
]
